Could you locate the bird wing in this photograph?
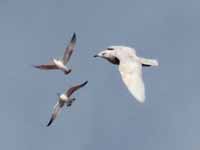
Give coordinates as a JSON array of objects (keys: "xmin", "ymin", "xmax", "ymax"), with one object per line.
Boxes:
[
  {"xmin": 33, "ymin": 60, "xmax": 58, "ymax": 70},
  {"xmin": 62, "ymin": 33, "xmax": 76, "ymax": 64},
  {"xmin": 66, "ymin": 81, "xmax": 88, "ymax": 97},
  {"xmin": 46, "ymin": 100, "xmax": 64, "ymax": 127},
  {"xmin": 33, "ymin": 64, "xmax": 58, "ymax": 70},
  {"xmin": 119, "ymin": 61, "xmax": 145, "ymax": 103}
]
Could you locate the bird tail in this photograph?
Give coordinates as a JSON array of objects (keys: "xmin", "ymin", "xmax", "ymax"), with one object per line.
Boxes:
[{"xmin": 139, "ymin": 57, "xmax": 159, "ymax": 67}]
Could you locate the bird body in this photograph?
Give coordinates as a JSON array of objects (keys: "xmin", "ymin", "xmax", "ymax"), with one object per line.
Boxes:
[
  {"xmin": 59, "ymin": 93, "xmax": 68, "ymax": 101},
  {"xmin": 52, "ymin": 59, "xmax": 71, "ymax": 74}
]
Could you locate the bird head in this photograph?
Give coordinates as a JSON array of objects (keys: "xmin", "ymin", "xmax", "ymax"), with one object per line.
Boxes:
[{"xmin": 94, "ymin": 46, "xmax": 137, "ymax": 65}]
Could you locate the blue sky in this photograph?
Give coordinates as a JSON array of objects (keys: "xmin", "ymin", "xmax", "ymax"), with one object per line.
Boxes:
[{"xmin": 0, "ymin": 0, "xmax": 199, "ymax": 150}]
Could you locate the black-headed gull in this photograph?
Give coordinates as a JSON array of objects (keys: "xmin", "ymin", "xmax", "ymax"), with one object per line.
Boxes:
[
  {"xmin": 46, "ymin": 81, "xmax": 88, "ymax": 127},
  {"xmin": 94, "ymin": 46, "xmax": 158, "ymax": 103},
  {"xmin": 34, "ymin": 33, "xmax": 76, "ymax": 75}
]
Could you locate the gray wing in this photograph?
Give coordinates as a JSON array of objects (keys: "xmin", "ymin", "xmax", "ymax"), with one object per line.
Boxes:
[
  {"xmin": 33, "ymin": 64, "xmax": 58, "ymax": 70},
  {"xmin": 46, "ymin": 100, "xmax": 64, "ymax": 127},
  {"xmin": 62, "ymin": 33, "xmax": 76, "ymax": 64},
  {"xmin": 66, "ymin": 81, "xmax": 88, "ymax": 97},
  {"xmin": 33, "ymin": 60, "xmax": 58, "ymax": 70}
]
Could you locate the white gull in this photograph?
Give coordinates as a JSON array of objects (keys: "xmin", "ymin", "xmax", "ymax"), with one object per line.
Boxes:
[{"xmin": 94, "ymin": 46, "xmax": 158, "ymax": 103}]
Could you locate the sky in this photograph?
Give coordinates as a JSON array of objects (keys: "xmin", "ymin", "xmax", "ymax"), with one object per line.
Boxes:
[{"xmin": 0, "ymin": 0, "xmax": 199, "ymax": 149}]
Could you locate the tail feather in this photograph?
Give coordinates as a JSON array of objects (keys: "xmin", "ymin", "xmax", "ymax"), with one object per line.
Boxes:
[{"xmin": 139, "ymin": 57, "xmax": 159, "ymax": 67}]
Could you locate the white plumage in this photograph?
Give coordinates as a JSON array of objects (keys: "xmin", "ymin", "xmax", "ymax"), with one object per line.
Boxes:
[
  {"xmin": 95, "ymin": 46, "xmax": 159, "ymax": 103},
  {"xmin": 119, "ymin": 60, "xmax": 145, "ymax": 103}
]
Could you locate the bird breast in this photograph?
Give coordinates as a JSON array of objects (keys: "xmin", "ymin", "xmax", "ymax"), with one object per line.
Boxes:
[
  {"xmin": 60, "ymin": 94, "xmax": 68, "ymax": 101},
  {"xmin": 53, "ymin": 59, "xmax": 65, "ymax": 68}
]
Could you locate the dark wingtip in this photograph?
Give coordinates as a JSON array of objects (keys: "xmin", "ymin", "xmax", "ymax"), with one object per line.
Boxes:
[
  {"xmin": 32, "ymin": 65, "xmax": 40, "ymax": 69},
  {"xmin": 93, "ymin": 54, "xmax": 98, "ymax": 57},
  {"xmin": 71, "ymin": 32, "xmax": 76, "ymax": 43},
  {"xmin": 73, "ymin": 32, "xmax": 76, "ymax": 36},
  {"xmin": 83, "ymin": 81, "xmax": 88, "ymax": 86},
  {"xmin": 46, "ymin": 117, "xmax": 54, "ymax": 127}
]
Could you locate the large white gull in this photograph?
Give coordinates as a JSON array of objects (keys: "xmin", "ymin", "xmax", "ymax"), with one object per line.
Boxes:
[{"xmin": 94, "ymin": 46, "xmax": 159, "ymax": 103}]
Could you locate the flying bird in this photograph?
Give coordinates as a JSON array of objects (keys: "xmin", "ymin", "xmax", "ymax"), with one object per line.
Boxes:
[
  {"xmin": 94, "ymin": 46, "xmax": 159, "ymax": 103},
  {"xmin": 46, "ymin": 81, "xmax": 88, "ymax": 127},
  {"xmin": 34, "ymin": 33, "xmax": 76, "ymax": 75}
]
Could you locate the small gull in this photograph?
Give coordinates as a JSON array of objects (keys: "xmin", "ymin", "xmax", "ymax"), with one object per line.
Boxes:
[
  {"xmin": 46, "ymin": 81, "xmax": 88, "ymax": 127},
  {"xmin": 94, "ymin": 46, "xmax": 159, "ymax": 103},
  {"xmin": 34, "ymin": 33, "xmax": 76, "ymax": 75}
]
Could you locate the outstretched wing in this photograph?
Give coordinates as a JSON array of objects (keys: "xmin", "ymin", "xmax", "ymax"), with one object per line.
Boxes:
[
  {"xmin": 119, "ymin": 61, "xmax": 145, "ymax": 103},
  {"xmin": 46, "ymin": 100, "xmax": 64, "ymax": 127},
  {"xmin": 62, "ymin": 33, "xmax": 76, "ymax": 64},
  {"xmin": 33, "ymin": 64, "xmax": 58, "ymax": 70},
  {"xmin": 33, "ymin": 60, "xmax": 58, "ymax": 70},
  {"xmin": 66, "ymin": 81, "xmax": 88, "ymax": 97}
]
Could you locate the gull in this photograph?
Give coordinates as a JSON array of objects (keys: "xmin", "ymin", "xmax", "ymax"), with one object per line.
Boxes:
[
  {"xmin": 34, "ymin": 33, "xmax": 76, "ymax": 75},
  {"xmin": 46, "ymin": 81, "xmax": 88, "ymax": 127},
  {"xmin": 94, "ymin": 46, "xmax": 159, "ymax": 103}
]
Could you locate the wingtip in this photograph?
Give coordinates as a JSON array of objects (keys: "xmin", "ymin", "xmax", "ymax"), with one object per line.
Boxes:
[
  {"xmin": 136, "ymin": 99, "xmax": 145, "ymax": 104},
  {"xmin": 71, "ymin": 32, "xmax": 76, "ymax": 43},
  {"xmin": 130, "ymin": 91, "xmax": 145, "ymax": 104},
  {"xmin": 83, "ymin": 80, "xmax": 88, "ymax": 85},
  {"xmin": 46, "ymin": 117, "xmax": 54, "ymax": 127},
  {"xmin": 135, "ymin": 94, "xmax": 145, "ymax": 104},
  {"xmin": 32, "ymin": 64, "xmax": 40, "ymax": 69},
  {"xmin": 80, "ymin": 80, "xmax": 88, "ymax": 87}
]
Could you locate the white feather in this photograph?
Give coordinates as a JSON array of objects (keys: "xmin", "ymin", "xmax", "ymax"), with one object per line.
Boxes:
[
  {"xmin": 139, "ymin": 57, "xmax": 159, "ymax": 66},
  {"xmin": 119, "ymin": 61, "xmax": 145, "ymax": 103}
]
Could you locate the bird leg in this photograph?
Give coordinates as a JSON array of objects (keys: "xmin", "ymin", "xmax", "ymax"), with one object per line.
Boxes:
[
  {"xmin": 64, "ymin": 69, "xmax": 72, "ymax": 75},
  {"xmin": 66, "ymin": 98, "xmax": 76, "ymax": 107}
]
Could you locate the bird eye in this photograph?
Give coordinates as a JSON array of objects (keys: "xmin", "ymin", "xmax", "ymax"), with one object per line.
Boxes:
[{"xmin": 107, "ymin": 48, "xmax": 114, "ymax": 51}]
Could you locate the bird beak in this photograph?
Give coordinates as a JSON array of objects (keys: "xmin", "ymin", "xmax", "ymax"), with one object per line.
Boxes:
[{"xmin": 94, "ymin": 51, "xmax": 104, "ymax": 58}]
